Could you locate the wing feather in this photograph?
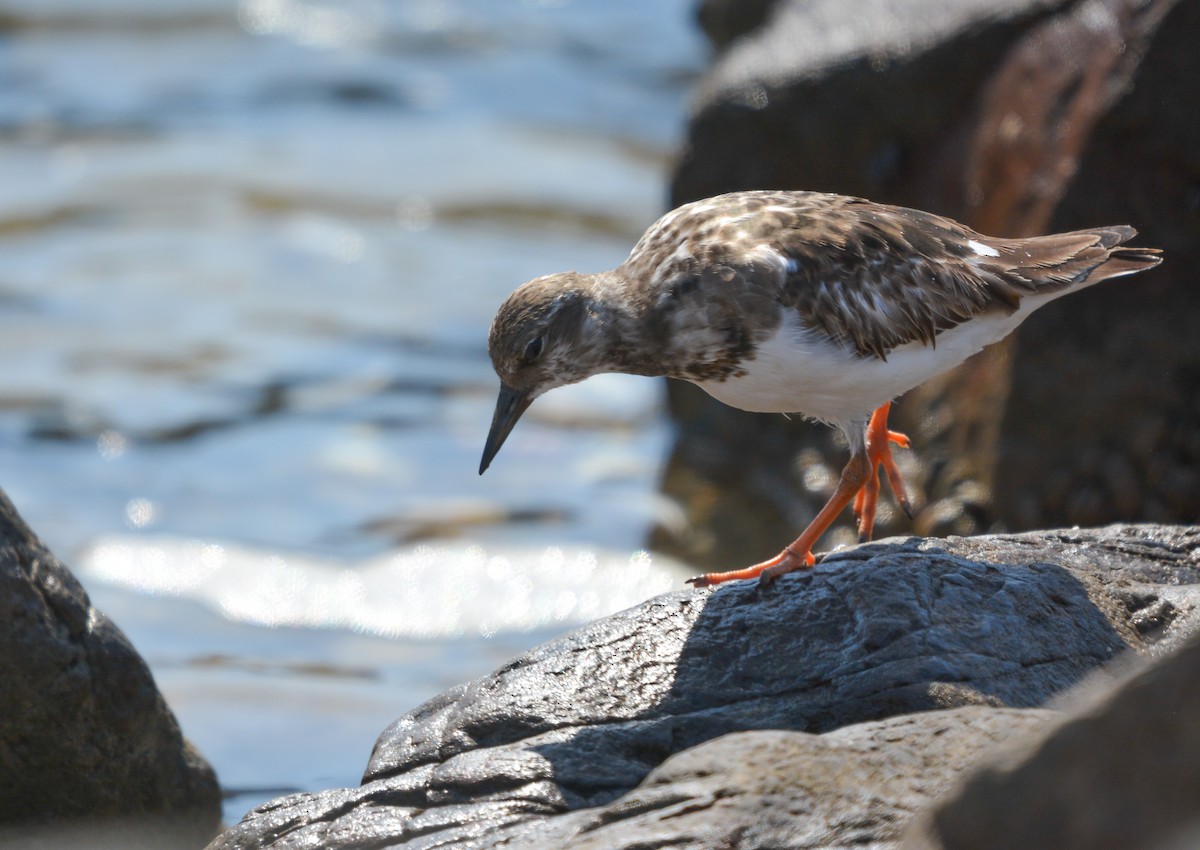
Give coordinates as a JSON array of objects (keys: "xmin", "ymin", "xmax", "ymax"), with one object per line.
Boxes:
[
  {"xmin": 622, "ymin": 190, "xmax": 1160, "ymax": 365},
  {"xmin": 705, "ymin": 193, "xmax": 1153, "ymax": 360}
]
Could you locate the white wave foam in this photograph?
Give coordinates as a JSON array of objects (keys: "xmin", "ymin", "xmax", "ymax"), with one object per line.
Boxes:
[{"xmin": 79, "ymin": 536, "xmax": 684, "ymax": 639}]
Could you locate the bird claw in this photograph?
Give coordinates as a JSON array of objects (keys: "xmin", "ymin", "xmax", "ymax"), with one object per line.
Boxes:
[
  {"xmin": 686, "ymin": 545, "xmax": 813, "ymax": 589},
  {"xmin": 689, "ymin": 404, "xmax": 911, "ymax": 591},
  {"xmin": 854, "ymin": 401, "xmax": 913, "ymax": 541},
  {"xmin": 757, "ymin": 545, "xmax": 815, "ymax": 587}
]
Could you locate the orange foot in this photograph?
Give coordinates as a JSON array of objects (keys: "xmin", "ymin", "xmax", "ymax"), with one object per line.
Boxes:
[
  {"xmin": 853, "ymin": 401, "xmax": 913, "ymax": 542},
  {"xmin": 687, "ymin": 402, "xmax": 913, "ymax": 590},
  {"xmin": 686, "ymin": 543, "xmax": 815, "ymax": 588},
  {"xmin": 687, "ymin": 451, "xmax": 872, "ymax": 588}
]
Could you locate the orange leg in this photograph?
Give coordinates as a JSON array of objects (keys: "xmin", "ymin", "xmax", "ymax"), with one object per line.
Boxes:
[
  {"xmin": 687, "ymin": 402, "xmax": 915, "ymax": 590},
  {"xmin": 853, "ymin": 401, "xmax": 913, "ymax": 542},
  {"xmin": 687, "ymin": 452, "xmax": 872, "ymax": 588}
]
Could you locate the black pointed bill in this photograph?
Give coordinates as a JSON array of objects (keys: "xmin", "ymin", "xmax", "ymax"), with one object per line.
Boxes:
[{"xmin": 479, "ymin": 383, "xmax": 533, "ymax": 474}]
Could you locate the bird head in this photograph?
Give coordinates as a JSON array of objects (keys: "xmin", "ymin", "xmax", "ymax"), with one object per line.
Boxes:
[{"xmin": 478, "ymin": 272, "xmax": 603, "ymax": 474}]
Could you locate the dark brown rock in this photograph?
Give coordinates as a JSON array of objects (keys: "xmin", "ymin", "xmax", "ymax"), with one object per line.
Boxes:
[
  {"xmin": 992, "ymin": 0, "xmax": 1200, "ymax": 534},
  {"xmin": 208, "ymin": 524, "xmax": 1200, "ymax": 849},
  {"xmin": 694, "ymin": 0, "xmax": 783, "ymax": 52},
  {"xmin": 672, "ymin": 0, "xmax": 1071, "ymax": 207},
  {"xmin": 0, "ymin": 488, "xmax": 221, "ymax": 843},
  {"xmin": 656, "ymin": 0, "xmax": 1193, "ymax": 572}
]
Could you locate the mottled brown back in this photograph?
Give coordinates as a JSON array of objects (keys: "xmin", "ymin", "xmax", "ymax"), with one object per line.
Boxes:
[{"xmin": 624, "ymin": 191, "xmax": 1162, "ymax": 361}]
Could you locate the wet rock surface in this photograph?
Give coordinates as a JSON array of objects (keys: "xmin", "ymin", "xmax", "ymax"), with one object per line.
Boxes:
[
  {"xmin": 209, "ymin": 524, "xmax": 1200, "ymax": 849},
  {"xmin": 0, "ymin": 488, "xmax": 221, "ymax": 844},
  {"xmin": 656, "ymin": 0, "xmax": 1196, "ymax": 572}
]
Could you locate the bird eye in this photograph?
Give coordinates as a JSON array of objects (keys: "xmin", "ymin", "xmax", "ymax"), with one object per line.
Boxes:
[{"xmin": 524, "ymin": 336, "xmax": 544, "ymax": 361}]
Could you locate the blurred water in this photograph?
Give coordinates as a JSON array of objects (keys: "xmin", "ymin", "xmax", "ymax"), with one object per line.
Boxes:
[{"xmin": 0, "ymin": 0, "xmax": 705, "ymax": 825}]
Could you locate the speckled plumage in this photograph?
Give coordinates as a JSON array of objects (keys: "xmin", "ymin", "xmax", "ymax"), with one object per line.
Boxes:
[
  {"xmin": 480, "ymin": 189, "xmax": 1162, "ymax": 585},
  {"xmin": 485, "ymin": 190, "xmax": 1158, "ymax": 430}
]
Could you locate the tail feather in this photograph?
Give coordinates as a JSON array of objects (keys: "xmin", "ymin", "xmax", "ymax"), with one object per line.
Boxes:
[
  {"xmin": 983, "ymin": 226, "xmax": 1162, "ymax": 289},
  {"xmin": 1054, "ymin": 224, "xmax": 1137, "ymax": 249},
  {"xmin": 1066, "ymin": 225, "xmax": 1163, "ymax": 282},
  {"xmin": 1095, "ymin": 245, "xmax": 1164, "ymax": 280}
]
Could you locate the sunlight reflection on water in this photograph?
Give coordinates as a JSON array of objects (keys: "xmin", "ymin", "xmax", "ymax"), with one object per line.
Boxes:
[
  {"xmin": 0, "ymin": 0, "xmax": 705, "ymax": 825},
  {"xmin": 83, "ymin": 536, "xmax": 683, "ymax": 638}
]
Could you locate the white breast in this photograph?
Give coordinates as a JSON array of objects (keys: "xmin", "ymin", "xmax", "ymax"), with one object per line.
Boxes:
[{"xmin": 693, "ymin": 299, "xmax": 1050, "ymax": 426}]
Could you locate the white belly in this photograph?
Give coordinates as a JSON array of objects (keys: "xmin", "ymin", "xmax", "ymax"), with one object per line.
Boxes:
[{"xmin": 693, "ymin": 305, "xmax": 1040, "ymax": 425}]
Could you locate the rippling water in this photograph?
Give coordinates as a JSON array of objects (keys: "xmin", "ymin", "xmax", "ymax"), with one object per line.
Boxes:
[{"xmin": 0, "ymin": 0, "xmax": 704, "ymax": 824}]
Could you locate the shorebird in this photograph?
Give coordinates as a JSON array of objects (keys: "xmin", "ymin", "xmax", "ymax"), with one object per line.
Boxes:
[{"xmin": 478, "ymin": 190, "xmax": 1162, "ymax": 587}]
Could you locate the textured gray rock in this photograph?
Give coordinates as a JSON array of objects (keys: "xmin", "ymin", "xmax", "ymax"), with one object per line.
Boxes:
[
  {"xmin": 209, "ymin": 524, "xmax": 1200, "ymax": 849},
  {"xmin": 0, "ymin": 488, "xmax": 221, "ymax": 844},
  {"xmin": 517, "ymin": 708, "xmax": 1058, "ymax": 849},
  {"xmin": 904, "ymin": 627, "xmax": 1200, "ymax": 850}
]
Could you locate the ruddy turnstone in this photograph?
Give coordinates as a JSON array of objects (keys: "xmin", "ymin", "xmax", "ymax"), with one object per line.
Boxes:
[{"xmin": 478, "ymin": 190, "xmax": 1162, "ymax": 587}]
